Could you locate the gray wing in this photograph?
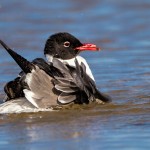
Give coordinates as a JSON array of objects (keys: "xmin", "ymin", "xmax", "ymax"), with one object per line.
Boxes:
[
  {"xmin": 23, "ymin": 66, "xmax": 58, "ymax": 108},
  {"xmin": 53, "ymin": 58, "xmax": 111, "ymax": 105},
  {"xmin": 75, "ymin": 59, "xmax": 111, "ymax": 103},
  {"xmin": 0, "ymin": 40, "xmax": 60, "ymax": 108},
  {"xmin": 52, "ymin": 58, "xmax": 94, "ymax": 105}
]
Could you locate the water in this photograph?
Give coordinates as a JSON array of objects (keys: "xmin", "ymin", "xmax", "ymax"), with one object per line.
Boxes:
[{"xmin": 0, "ymin": 0, "xmax": 150, "ymax": 149}]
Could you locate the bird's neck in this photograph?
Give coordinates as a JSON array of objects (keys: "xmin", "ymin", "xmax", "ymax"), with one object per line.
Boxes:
[{"xmin": 46, "ymin": 54, "xmax": 95, "ymax": 81}]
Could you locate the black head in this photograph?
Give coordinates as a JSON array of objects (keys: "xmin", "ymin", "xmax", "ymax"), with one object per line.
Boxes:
[
  {"xmin": 44, "ymin": 32, "xmax": 100, "ymax": 60},
  {"xmin": 44, "ymin": 32, "xmax": 82, "ymax": 60}
]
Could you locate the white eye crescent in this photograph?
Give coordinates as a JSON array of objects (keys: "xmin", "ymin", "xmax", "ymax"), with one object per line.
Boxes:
[{"xmin": 64, "ymin": 41, "xmax": 70, "ymax": 47}]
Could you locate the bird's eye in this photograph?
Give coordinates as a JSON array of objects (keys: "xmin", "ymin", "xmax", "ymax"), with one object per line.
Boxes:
[{"xmin": 64, "ymin": 41, "xmax": 70, "ymax": 47}]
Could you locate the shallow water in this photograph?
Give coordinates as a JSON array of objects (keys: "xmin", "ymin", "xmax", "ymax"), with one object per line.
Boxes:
[{"xmin": 0, "ymin": 0, "xmax": 150, "ymax": 149}]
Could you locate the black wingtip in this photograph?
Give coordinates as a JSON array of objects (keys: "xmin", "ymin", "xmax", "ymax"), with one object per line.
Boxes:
[
  {"xmin": 0, "ymin": 40, "xmax": 34, "ymax": 73},
  {"xmin": 95, "ymin": 90, "xmax": 112, "ymax": 103}
]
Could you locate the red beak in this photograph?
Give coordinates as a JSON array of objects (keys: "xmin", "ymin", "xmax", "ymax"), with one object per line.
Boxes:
[{"xmin": 75, "ymin": 43, "xmax": 100, "ymax": 51}]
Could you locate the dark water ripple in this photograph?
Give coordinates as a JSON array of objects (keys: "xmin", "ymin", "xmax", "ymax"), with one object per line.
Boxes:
[{"xmin": 0, "ymin": 0, "xmax": 150, "ymax": 150}]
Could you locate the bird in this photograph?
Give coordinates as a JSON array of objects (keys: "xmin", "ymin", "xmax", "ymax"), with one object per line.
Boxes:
[{"xmin": 0, "ymin": 32, "xmax": 111, "ymax": 113}]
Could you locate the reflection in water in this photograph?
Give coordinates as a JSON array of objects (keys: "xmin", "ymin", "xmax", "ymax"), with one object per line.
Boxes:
[{"xmin": 0, "ymin": 0, "xmax": 150, "ymax": 149}]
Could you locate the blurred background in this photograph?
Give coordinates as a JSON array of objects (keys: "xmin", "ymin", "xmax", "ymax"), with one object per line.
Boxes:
[{"xmin": 0, "ymin": 0, "xmax": 150, "ymax": 150}]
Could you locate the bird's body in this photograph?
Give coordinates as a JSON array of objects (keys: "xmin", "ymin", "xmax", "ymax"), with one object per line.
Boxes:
[{"xmin": 0, "ymin": 32, "xmax": 111, "ymax": 113}]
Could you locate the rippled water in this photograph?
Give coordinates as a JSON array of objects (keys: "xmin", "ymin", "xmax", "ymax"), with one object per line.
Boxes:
[{"xmin": 0, "ymin": 0, "xmax": 150, "ymax": 149}]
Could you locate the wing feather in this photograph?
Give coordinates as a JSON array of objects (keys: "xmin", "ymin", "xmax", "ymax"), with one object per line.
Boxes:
[
  {"xmin": 58, "ymin": 92, "xmax": 77, "ymax": 104},
  {"xmin": 55, "ymin": 84, "xmax": 78, "ymax": 93},
  {"xmin": 24, "ymin": 66, "xmax": 58, "ymax": 108}
]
